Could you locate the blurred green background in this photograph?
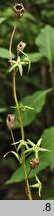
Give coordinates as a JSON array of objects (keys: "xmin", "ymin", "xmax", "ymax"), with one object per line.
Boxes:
[{"xmin": 0, "ymin": 0, "xmax": 54, "ymax": 199}]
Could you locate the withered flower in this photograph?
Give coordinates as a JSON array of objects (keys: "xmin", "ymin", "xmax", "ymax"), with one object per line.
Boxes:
[
  {"xmin": 17, "ymin": 41, "xmax": 26, "ymax": 52},
  {"xmin": 30, "ymin": 158, "xmax": 39, "ymax": 169},
  {"xmin": 14, "ymin": 3, "xmax": 25, "ymax": 18},
  {"xmin": 6, "ymin": 114, "xmax": 15, "ymax": 130}
]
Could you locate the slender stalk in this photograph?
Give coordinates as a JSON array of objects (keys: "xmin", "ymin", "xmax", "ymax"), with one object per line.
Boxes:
[
  {"xmin": 13, "ymin": 70, "xmax": 24, "ymax": 140},
  {"xmin": 9, "ymin": 22, "xmax": 32, "ymax": 199},
  {"xmin": 10, "ymin": 129, "xmax": 15, "ymax": 143},
  {"xmin": 9, "ymin": 23, "xmax": 16, "ymax": 65},
  {"xmin": 13, "ymin": 70, "xmax": 32, "ymax": 200}
]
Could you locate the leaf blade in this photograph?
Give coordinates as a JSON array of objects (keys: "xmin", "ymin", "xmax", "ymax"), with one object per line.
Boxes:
[{"xmin": 0, "ymin": 48, "xmax": 14, "ymax": 59}]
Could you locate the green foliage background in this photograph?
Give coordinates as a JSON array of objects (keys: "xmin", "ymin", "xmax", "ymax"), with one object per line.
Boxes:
[{"xmin": 0, "ymin": 0, "xmax": 54, "ymax": 199}]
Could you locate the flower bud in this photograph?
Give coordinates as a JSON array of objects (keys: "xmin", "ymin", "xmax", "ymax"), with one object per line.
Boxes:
[
  {"xmin": 30, "ymin": 158, "xmax": 39, "ymax": 169},
  {"xmin": 6, "ymin": 114, "xmax": 15, "ymax": 130}
]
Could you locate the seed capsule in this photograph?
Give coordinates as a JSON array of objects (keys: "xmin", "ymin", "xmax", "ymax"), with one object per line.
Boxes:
[
  {"xmin": 6, "ymin": 114, "xmax": 15, "ymax": 130},
  {"xmin": 17, "ymin": 41, "xmax": 26, "ymax": 52},
  {"xmin": 30, "ymin": 158, "xmax": 39, "ymax": 169},
  {"xmin": 14, "ymin": 3, "xmax": 25, "ymax": 18}
]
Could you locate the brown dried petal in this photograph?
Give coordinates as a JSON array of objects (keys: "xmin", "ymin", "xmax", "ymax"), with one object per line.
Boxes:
[
  {"xmin": 30, "ymin": 158, "xmax": 39, "ymax": 169},
  {"xmin": 17, "ymin": 41, "xmax": 26, "ymax": 52},
  {"xmin": 14, "ymin": 3, "xmax": 25, "ymax": 18},
  {"xmin": 6, "ymin": 114, "xmax": 15, "ymax": 130}
]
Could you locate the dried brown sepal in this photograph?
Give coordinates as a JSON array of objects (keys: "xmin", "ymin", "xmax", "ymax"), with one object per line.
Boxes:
[
  {"xmin": 17, "ymin": 41, "xmax": 26, "ymax": 52},
  {"xmin": 30, "ymin": 158, "xmax": 39, "ymax": 169},
  {"xmin": 6, "ymin": 114, "xmax": 15, "ymax": 130},
  {"xmin": 14, "ymin": 3, "xmax": 25, "ymax": 18}
]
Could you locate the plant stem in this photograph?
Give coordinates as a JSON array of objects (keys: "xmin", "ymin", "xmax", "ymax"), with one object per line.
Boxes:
[
  {"xmin": 9, "ymin": 24, "xmax": 16, "ymax": 65},
  {"xmin": 9, "ymin": 20, "xmax": 32, "ymax": 199},
  {"xmin": 13, "ymin": 70, "xmax": 32, "ymax": 200},
  {"xmin": 10, "ymin": 129, "xmax": 15, "ymax": 143},
  {"xmin": 13, "ymin": 70, "xmax": 24, "ymax": 140}
]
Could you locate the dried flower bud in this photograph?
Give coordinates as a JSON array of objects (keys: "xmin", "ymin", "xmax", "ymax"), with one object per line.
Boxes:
[
  {"xmin": 14, "ymin": 3, "xmax": 25, "ymax": 18},
  {"xmin": 6, "ymin": 114, "xmax": 15, "ymax": 130},
  {"xmin": 30, "ymin": 158, "xmax": 39, "ymax": 169},
  {"xmin": 17, "ymin": 41, "xmax": 26, "ymax": 52}
]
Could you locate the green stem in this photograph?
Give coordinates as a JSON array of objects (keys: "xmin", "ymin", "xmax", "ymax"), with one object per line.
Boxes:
[
  {"xmin": 13, "ymin": 70, "xmax": 24, "ymax": 140},
  {"xmin": 9, "ymin": 21, "xmax": 32, "ymax": 199},
  {"xmin": 13, "ymin": 70, "xmax": 32, "ymax": 200}
]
